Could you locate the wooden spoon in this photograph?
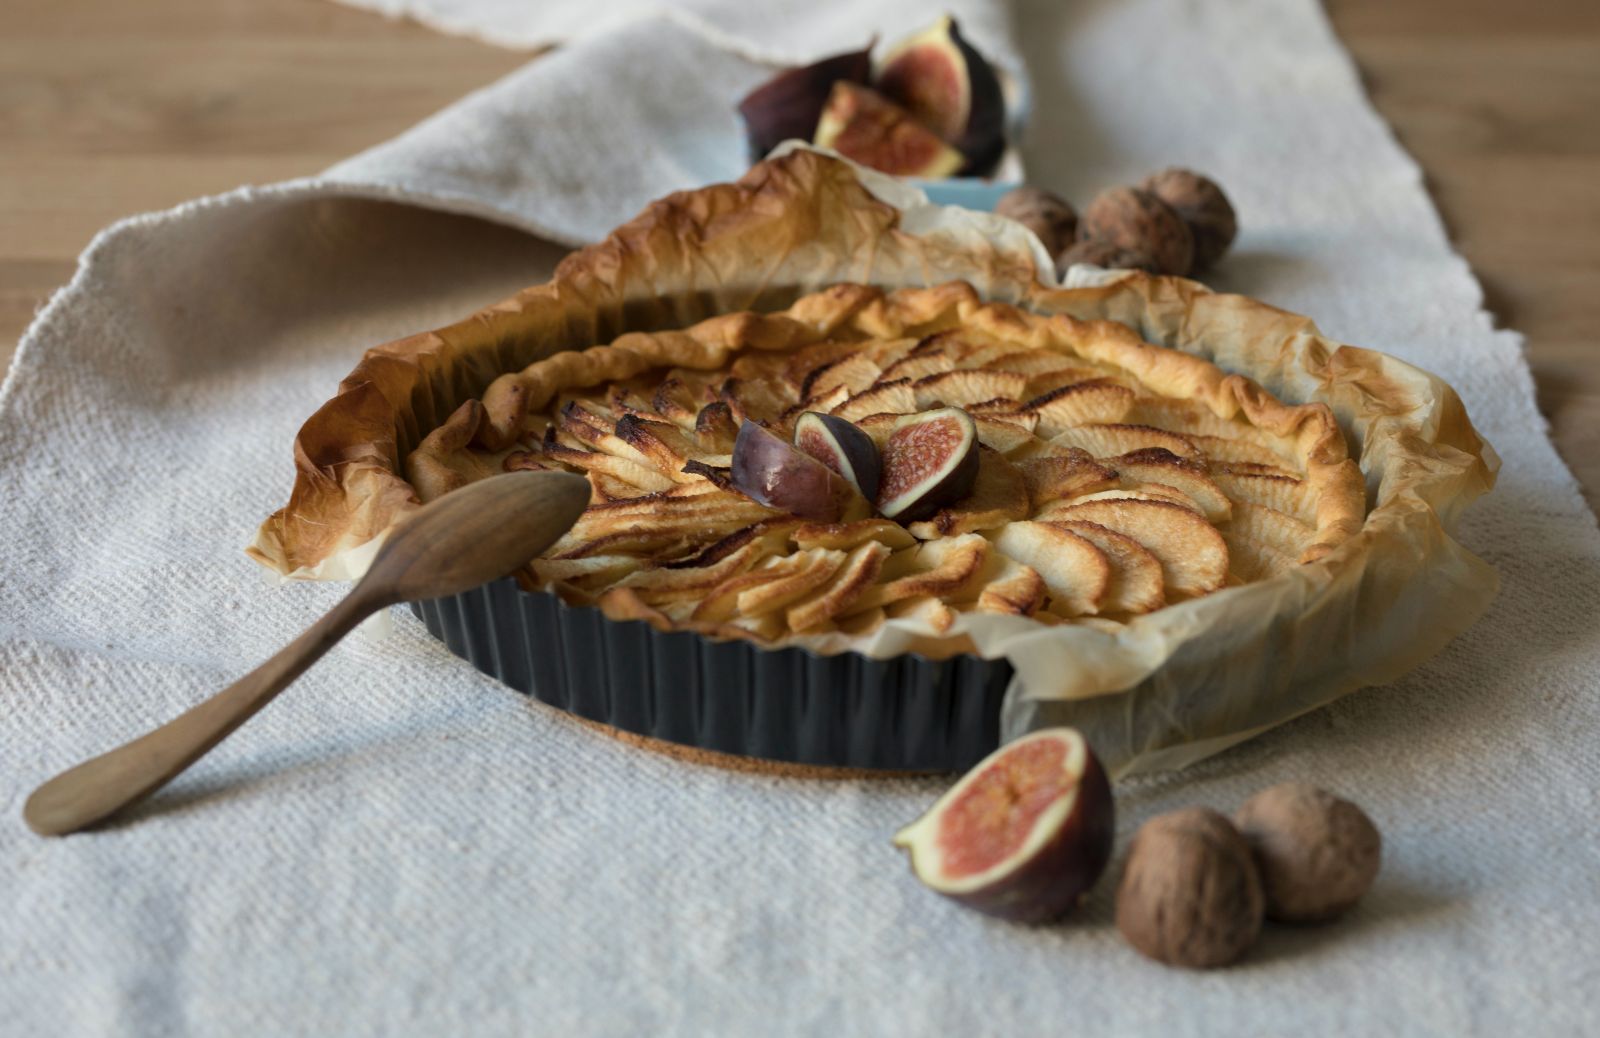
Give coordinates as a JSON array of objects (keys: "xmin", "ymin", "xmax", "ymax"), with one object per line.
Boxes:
[{"xmin": 23, "ymin": 469, "xmax": 591, "ymax": 836}]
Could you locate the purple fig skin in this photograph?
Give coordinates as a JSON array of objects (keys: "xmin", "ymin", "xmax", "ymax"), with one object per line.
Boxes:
[
  {"xmin": 895, "ymin": 730, "xmax": 1115, "ymax": 924},
  {"xmin": 794, "ymin": 411, "xmax": 882, "ymax": 501},
  {"xmin": 737, "ymin": 44, "xmax": 874, "ymax": 163},
  {"xmin": 875, "ymin": 16, "xmax": 1007, "ymax": 176},
  {"xmin": 876, "ymin": 408, "xmax": 979, "ymax": 521},
  {"xmin": 730, "ymin": 420, "xmax": 854, "ymax": 522}
]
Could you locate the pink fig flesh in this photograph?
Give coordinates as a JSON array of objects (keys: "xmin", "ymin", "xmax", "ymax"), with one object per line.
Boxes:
[
  {"xmin": 875, "ymin": 407, "xmax": 979, "ymax": 521},
  {"xmin": 894, "ymin": 728, "xmax": 1114, "ymax": 923},
  {"xmin": 737, "ymin": 43, "xmax": 874, "ymax": 162},
  {"xmin": 730, "ymin": 420, "xmax": 856, "ymax": 522},
  {"xmin": 874, "ymin": 15, "xmax": 1007, "ymax": 176},
  {"xmin": 813, "ymin": 82, "xmax": 965, "ymax": 179},
  {"xmin": 794, "ymin": 411, "xmax": 882, "ymax": 501}
]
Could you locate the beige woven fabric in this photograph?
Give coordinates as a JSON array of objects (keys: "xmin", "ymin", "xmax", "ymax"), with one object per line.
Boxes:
[{"xmin": 2, "ymin": 1, "xmax": 1595, "ymax": 1035}]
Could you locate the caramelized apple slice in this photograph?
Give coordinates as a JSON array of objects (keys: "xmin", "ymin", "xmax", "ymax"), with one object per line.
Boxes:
[
  {"xmin": 1111, "ymin": 448, "xmax": 1232, "ymax": 522},
  {"xmin": 1026, "ymin": 381, "xmax": 1136, "ymax": 437},
  {"xmin": 973, "ymin": 556, "xmax": 1047, "ymax": 616},
  {"xmin": 1051, "ymin": 520, "xmax": 1166, "ymax": 615},
  {"xmin": 1016, "ymin": 450, "xmax": 1119, "ymax": 510},
  {"xmin": 905, "ymin": 449, "xmax": 1030, "ymax": 538},
  {"xmin": 911, "ymin": 369, "xmax": 1028, "ymax": 410},
  {"xmin": 991, "ymin": 521, "xmax": 1111, "ymax": 616},
  {"xmin": 1049, "ymin": 423, "xmax": 1200, "ymax": 460},
  {"xmin": 846, "ymin": 534, "xmax": 990, "ymax": 613},
  {"xmin": 1048, "ymin": 498, "xmax": 1228, "ymax": 598}
]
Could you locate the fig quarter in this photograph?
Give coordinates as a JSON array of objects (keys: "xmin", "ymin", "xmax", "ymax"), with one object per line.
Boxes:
[
  {"xmin": 730, "ymin": 420, "xmax": 860, "ymax": 523},
  {"xmin": 794, "ymin": 411, "xmax": 882, "ymax": 501},
  {"xmin": 875, "ymin": 15, "xmax": 1007, "ymax": 176},
  {"xmin": 875, "ymin": 407, "xmax": 980, "ymax": 521}
]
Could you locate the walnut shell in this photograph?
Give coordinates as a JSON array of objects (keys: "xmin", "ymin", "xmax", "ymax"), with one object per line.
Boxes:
[
  {"xmin": 995, "ymin": 186, "xmax": 1078, "ymax": 257},
  {"xmin": 1234, "ymin": 783, "xmax": 1381, "ymax": 923},
  {"xmin": 1115, "ymin": 807, "xmax": 1264, "ymax": 969},
  {"xmin": 1140, "ymin": 168, "xmax": 1237, "ymax": 272},
  {"xmin": 1055, "ymin": 238, "xmax": 1159, "ymax": 278},
  {"xmin": 1077, "ymin": 186, "xmax": 1194, "ymax": 277}
]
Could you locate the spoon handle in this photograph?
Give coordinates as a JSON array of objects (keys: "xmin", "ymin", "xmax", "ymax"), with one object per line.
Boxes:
[{"xmin": 23, "ymin": 589, "xmax": 380, "ymax": 836}]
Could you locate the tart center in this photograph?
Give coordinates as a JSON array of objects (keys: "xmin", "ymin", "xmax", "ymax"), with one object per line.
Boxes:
[{"xmin": 403, "ymin": 281, "xmax": 1363, "ymax": 646}]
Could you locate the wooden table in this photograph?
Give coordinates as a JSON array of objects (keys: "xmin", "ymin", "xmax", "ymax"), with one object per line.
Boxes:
[{"xmin": 3, "ymin": 0, "xmax": 1597, "ymax": 511}]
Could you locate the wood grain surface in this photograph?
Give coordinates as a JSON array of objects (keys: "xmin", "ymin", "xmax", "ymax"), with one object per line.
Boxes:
[{"xmin": 2, "ymin": 0, "xmax": 1596, "ymax": 511}]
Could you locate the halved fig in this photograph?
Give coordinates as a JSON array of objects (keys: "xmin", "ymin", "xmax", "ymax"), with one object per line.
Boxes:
[
  {"xmin": 730, "ymin": 420, "xmax": 859, "ymax": 523},
  {"xmin": 794, "ymin": 411, "xmax": 882, "ymax": 501},
  {"xmin": 893, "ymin": 727, "xmax": 1114, "ymax": 923},
  {"xmin": 875, "ymin": 15, "xmax": 1007, "ymax": 175},
  {"xmin": 876, "ymin": 407, "xmax": 980, "ymax": 521},
  {"xmin": 737, "ymin": 43, "xmax": 874, "ymax": 162},
  {"xmin": 813, "ymin": 82, "xmax": 965, "ymax": 179}
]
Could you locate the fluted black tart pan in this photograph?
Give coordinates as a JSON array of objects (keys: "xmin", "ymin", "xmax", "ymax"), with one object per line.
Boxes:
[{"xmin": 410, "ymin": 579, "xmax": 1012, "ymax": 771}]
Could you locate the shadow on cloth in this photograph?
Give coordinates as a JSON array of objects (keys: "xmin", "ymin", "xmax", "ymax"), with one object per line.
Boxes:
[
  {"xmin": 92, "ymin": 720, "xmax": 434, "ymax": 830},
  {"xmin": 103, "ymin": 195, "xmax": 572, "ymax": 389}
]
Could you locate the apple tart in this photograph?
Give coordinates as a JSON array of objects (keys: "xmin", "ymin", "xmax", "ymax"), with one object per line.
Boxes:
[
  {"xmin": 248, "ymin": 150, "xmax": 1495, "ymax": 774},
  {"xmin": 400, "ymin": 280, "xmax": 1364, "ymax": 646}
]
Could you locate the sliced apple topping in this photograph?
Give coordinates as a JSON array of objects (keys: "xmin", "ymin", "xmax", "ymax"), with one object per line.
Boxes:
[
  {"xmin": 496, "ymin": 286, "xmax": 1349, "ymax": 644},
  {"xmin": 1051, "ymin": 520, "xmax": 1166, "ymax": 616},
  {"xmin": 992, "ymin": 522, "xmax": 1111, "ymax": 617},
  {"xmin": 905, "ymin": 449, "xmax": 1030, "ymax": 539},
  {"xmin": 1046, "ymin": 498, "xmax": 1228, "ymax": 598}
]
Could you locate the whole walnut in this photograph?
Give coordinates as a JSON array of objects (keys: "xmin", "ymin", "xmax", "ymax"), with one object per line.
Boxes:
[
  {"xmin": 1234, "ymin": 783, "xmax": 1382, "ymax": 923},
  {"xmin": 1055, "ymin": 239, "xmax": 1159, "ymax": 277},
  {"xmin": 995, "ymin": 186, "xmax": 1078, "ymax": 257},
  {"xmin": 1077, "ymin": 187, "xmax": 1194, "ymax": 277},
  {"xmin": 1141, "ymin": 168, "xmax": 1238, "ymax": 271},
  {"xmin": 1116, "ymin": 807, "xmax": 1264, "ymax": 969}
]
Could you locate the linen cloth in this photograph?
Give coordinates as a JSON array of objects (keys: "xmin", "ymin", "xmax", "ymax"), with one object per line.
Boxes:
[{"xmin": 4, "ymin": 1, "xmax": 1597, "ymax": 1034}]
